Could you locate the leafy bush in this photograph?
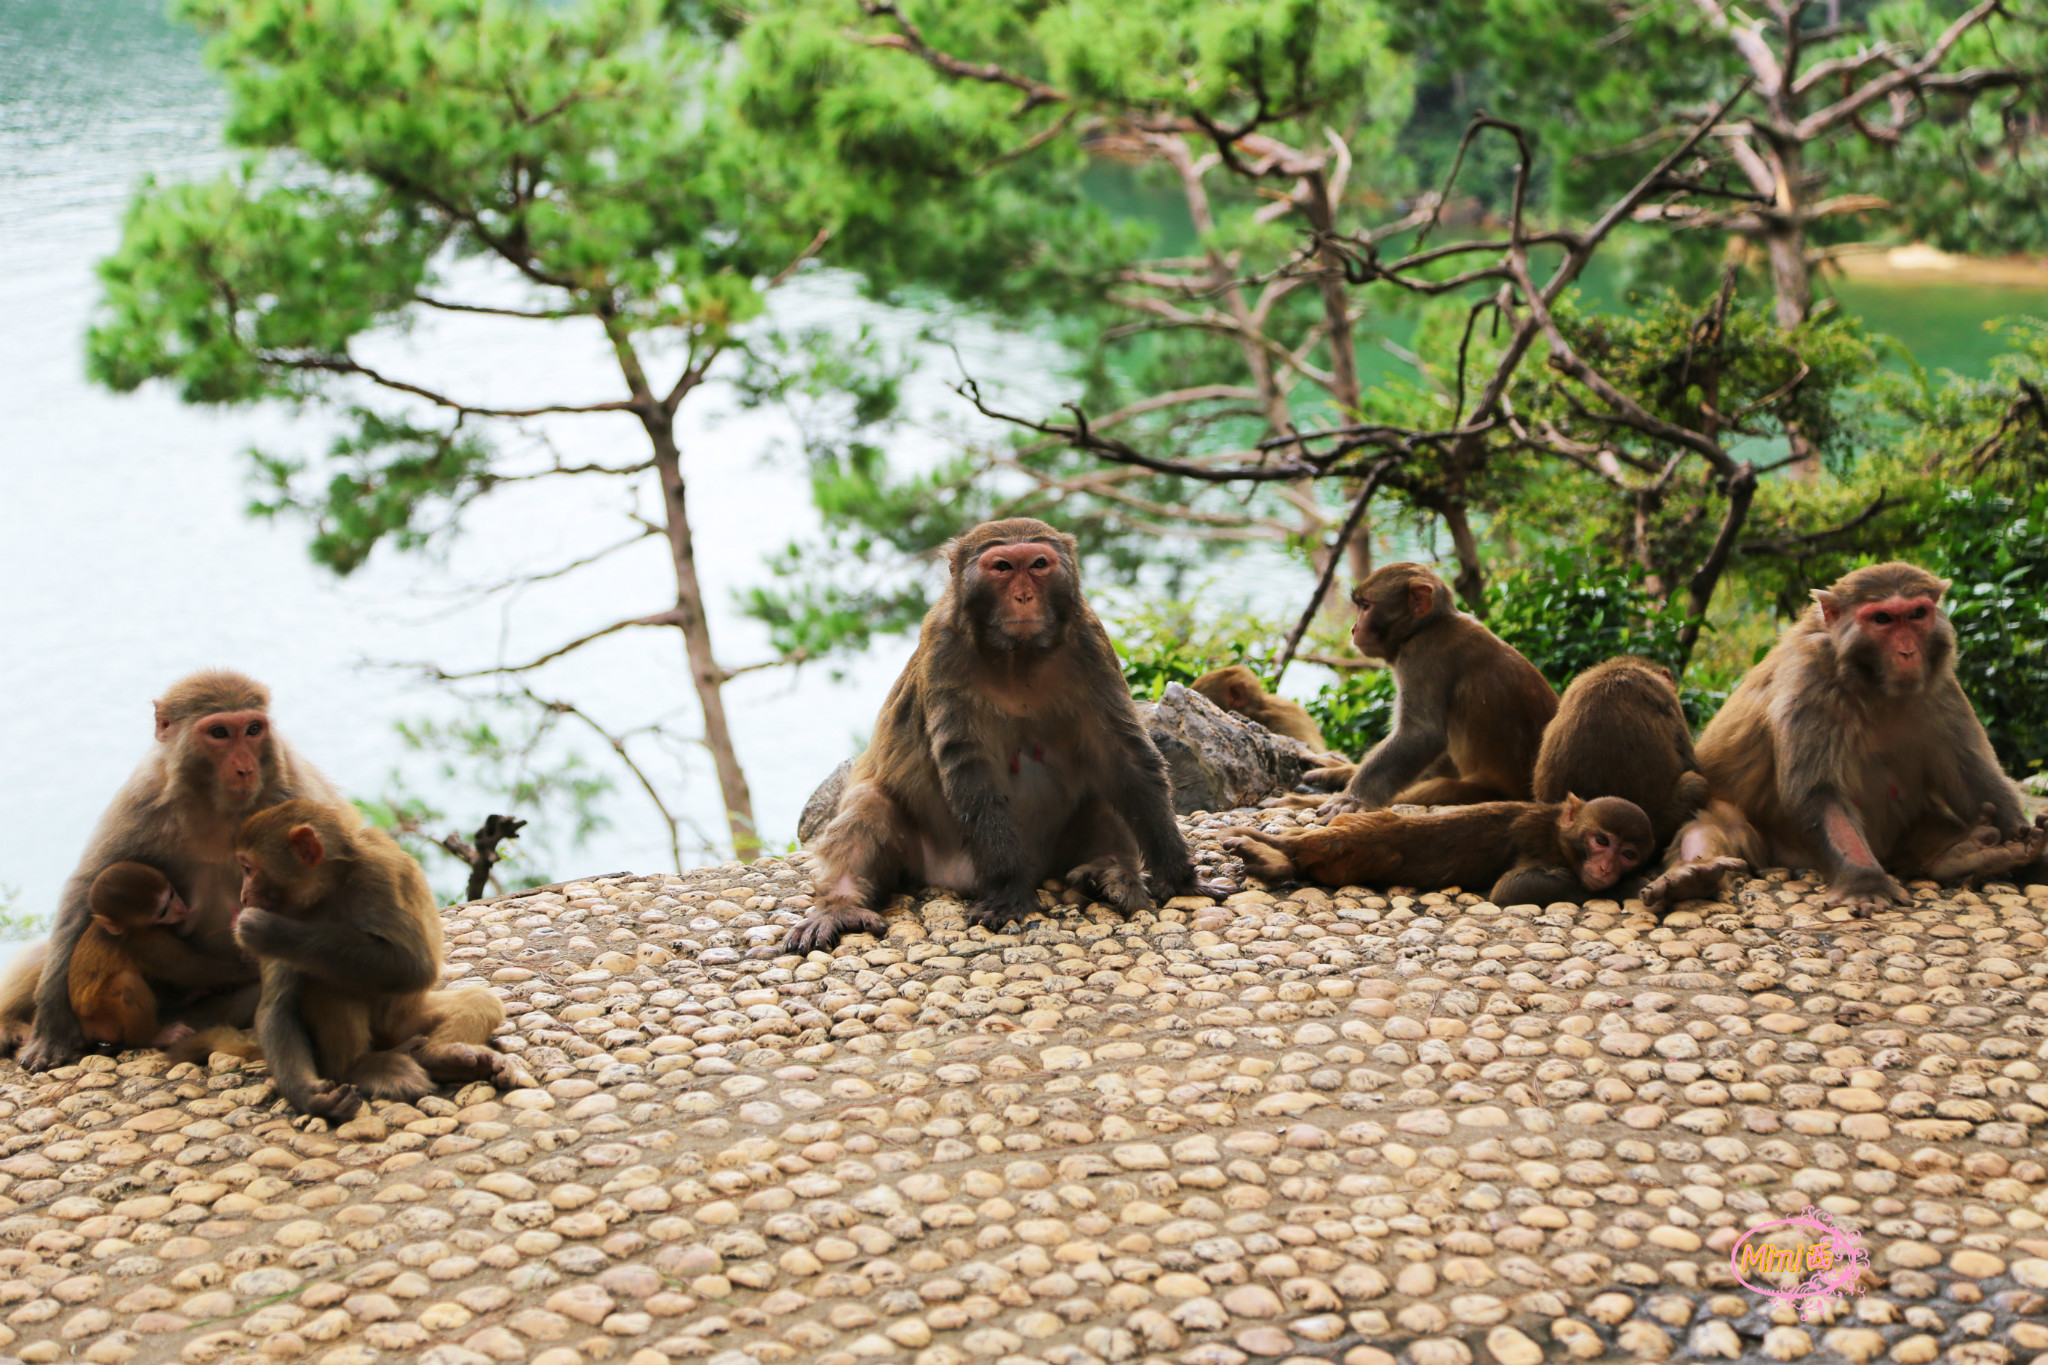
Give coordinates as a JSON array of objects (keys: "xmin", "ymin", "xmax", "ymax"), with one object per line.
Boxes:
[
  {"xmin": 0, "ymin": 886, "xmax": 41, "ymax": 943},
  {"xmin": 1306, "ymin": 668, "xmax": 1398, "ymax": 756},
  {"xmin": 1110, "ymin": 602, "xmax": 1275, "ymax": 701},
  {"xmin": 1488, "ymin": 552, "xmax": 1732, "ymax": 727},
  {"xmin": 1915, "ymin": 486, "xmax": 2048, "ymax": 774}
]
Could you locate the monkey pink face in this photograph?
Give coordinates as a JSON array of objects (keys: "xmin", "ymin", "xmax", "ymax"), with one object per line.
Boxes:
[
  {"xmin": 155, "ymin": 886, "xmax": 193, "ymax": 931},
  {"xmin": 1576, "ymin": 824, "xmax": 1643, "ymax": 890},
  {"xmin": 977, "ymin": 541, "xmax": 1062, "ymax": 642},
  {"xmin": 194, "ymin": 709, "xmax": 269, "ymax": 799},
  {"xmin": 1855, "ymin": 595, "xmax": 1940, "ymax": 682}
]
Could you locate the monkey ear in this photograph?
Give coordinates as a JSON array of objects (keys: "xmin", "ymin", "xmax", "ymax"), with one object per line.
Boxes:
[
  {"xmin": 285, "ymin": 825, "xmax": 325, "ymax": 870},
  {"xmin": 1934, "ymin": 577, "xmax": 1952, "ymax": 599},
  {"xmin": 1559, "ymin": 794, "xmax": 1585, "ymax": 824},
  {"xmin": 1811, "ymin": 590, "xmax": 1842, "ymax": 626},
  {"xmin": 1409, "ymin": 582, "xmax": 1435, "ymax": 619},
  {"xmin": 92, "ymin": 914, "xmax": 123, "ymax": 937},
  {"xmin": 153, "ymin": 701, "xmax": 173, "ymax": 742},
  {"xmin": 1227, "ymin": 683, "xmax": 1251, "ymax": 709}
]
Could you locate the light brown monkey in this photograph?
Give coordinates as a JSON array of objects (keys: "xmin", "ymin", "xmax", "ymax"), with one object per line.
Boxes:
[
  {"xmin": 68, "ymin": 863, "xmax": 251, "ymax": 1052},
  {"xmin": 235, "ymin": 800, "xmax": 509, "ymax": 1122},
  {"xmin": 1296, "ymin": 563, "xmax": 1557, "ymax": 817},
  {"xmin": 1224, "ymin": 796, "xmax": 1653, "ymax": 904},
  {"xmin": 788, "ymin": 518, "xmax": 1228, "ymax": 953},
  {"xmin": 1535, "ymin": 657, "xmax": 1711, "ymax": 850},
  {"xmin": 1646, "ymin": 561, "xmax": 2048, "ymax": 911},
  {"xmin": 1191, "ymin": 666, "xmax": 1332, "ymax": 751},
  {"xmin": 15, "ymin": 671, "xmax": 342, "ymax": 1071}
]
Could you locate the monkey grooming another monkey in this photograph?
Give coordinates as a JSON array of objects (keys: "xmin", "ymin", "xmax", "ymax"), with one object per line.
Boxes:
[
  {"xmin": 68, "ymin": 863, "xmax": 250, "ymax": 1052},
  {"xmin": 1293, "ymin": 563, "xmax": 1557, "ymax": 818},
  {"xmin": 788, "ymin": 518, "xmax": 1226, "ymax": 954},
  {"xmin": 1646, "ymin": 561, "xmax": 2048, "ymax": 912},
  {"xmin": 234, "ymin": 800, "xmax": 509, "ymax": 1122},
  {"xmin": 1223, "ymin": 795, "xmax": 1653, "ymax": 905},
  {"xmin": 16, "ymin": 671, "xmax": 340, "ymax": 1071},
  {"xmin": 1536, "ymin": 656, "xmax": 1710, "ymax": 851}
]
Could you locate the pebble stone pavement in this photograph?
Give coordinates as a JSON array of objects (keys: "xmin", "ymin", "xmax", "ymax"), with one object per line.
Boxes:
[{"xmin": 1, "ymin": 809, "xmax": 2046, "ymax": 1365}]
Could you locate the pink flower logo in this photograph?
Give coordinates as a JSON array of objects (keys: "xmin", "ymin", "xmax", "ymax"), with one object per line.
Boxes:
[{"xmin": 1729, "ymin": 1205, "xmax": 1868, "ymax": 1319}]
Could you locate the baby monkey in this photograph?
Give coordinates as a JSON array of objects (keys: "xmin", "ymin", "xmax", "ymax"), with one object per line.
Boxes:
[
  {"xmin": 74, "ymin": 863, "xmax": 245, "ymax": 1052},
  {"xmin": 1224, "ymin": 796, "xmax": 1653, "ymax": 905}
]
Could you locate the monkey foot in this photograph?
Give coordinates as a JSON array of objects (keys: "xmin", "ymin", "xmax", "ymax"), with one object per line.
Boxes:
[
  {"xmin": 300, "ymin": 1080, "xmax": 362, "ymax": 1125},
  {"xmin": 1299, "ymin": 764, "xmax": 1356, "ymax": 791},
  {"xmin": 1067, "ymin": 859, "xmax": 1152, "ymax": 916},
  {"xmin": 785, "ymin": 907, "xmax": 885, "ymax": 955},
  {"xmin": 964, "ymin": 895, "xmax": 1038, "ymax": 932},
  {"xmin": 1259, "ymin": 793, "xmax": 1330, "ymax": 810},
  {"xmin": 1641, "ymin": 856, "xmax": 1747, "ymax": 910},
  {"xmin": 417, "ymin": 1041, "xmax": 512, "ymax": 1087},
  {"xmin": 1221, "ymin": 833, "xmax": 1295, "ymax": 884},
  {"xmin": 152, "ymin": 1023, "xmax": 196, "ymax": 1049}
]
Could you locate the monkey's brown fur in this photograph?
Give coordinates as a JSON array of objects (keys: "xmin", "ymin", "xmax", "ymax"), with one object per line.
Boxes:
[
  {"xmin": 1224, "ymin": 796, "xmax": 1653, "ymax": 905},
  {"xmin": 235, "ymin": 800, "xmax": 508, "ymax": 1122},
  {"xmin": 1649, "ymin": 561, "xmax": 2046, "ymax": 911},
  {"xmin": 1535, "ymin": 657, "xmax": 1710, "ymax": 849},
  {"xmin": 789, "ymin": 519, "xmax": 1220, "ymax": 953},
  {"xmin": 11, "ymin": 671, "xmax": 342, "ymax": 1072},
  {"xmin": 67, "ymin": 863, "xmax": 249, "ymax": 1052},
  {"xmin": 1191, "ymin": 666, "xmax": 1332, "ymax": 752},
  {"xmin": 1299, "ymin": 563, "xmax": 1556, "ymax": 817}
]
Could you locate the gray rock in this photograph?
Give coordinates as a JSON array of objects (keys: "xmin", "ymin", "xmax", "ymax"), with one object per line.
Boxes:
[
  {"xmin": 1141, "ymin": 682, "xmax": 1311, "ymax": 814},
  {"xmin": 797, "ymin": 758, "xmax": 853, "ymax": 845}
]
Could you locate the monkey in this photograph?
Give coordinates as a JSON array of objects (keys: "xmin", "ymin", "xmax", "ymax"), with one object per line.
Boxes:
[
  {"xmin": 1291, "ymin": 563, "xmax": 1556, "ymax": 817},
  {"xmin": 1222, "ymin": 795, "xmax": 1654, "ymax": 905},
  {"xmin": 1535, "ymin": 657, "xmax": 1711, "ymax": 851},
  {"xmin": 787, "ymin": 518, "xmax": 1229, "ymax": 954},
  {"xmin": 66, "ymin": 863, "xmax": 253, "ymax": 1052},
  {"xmin": 15, "ymin": 671, "xmax": 343, "ymax": 1072},
  {"xmin": 234, "ymin": 800, "xmax": 510, "ymax": 1122},
  {"xmin": 1191, "ymin": 666, "xmax": 1333, "ymax": 752},
  {"xmin": 1644, "ymin": 561, "xmax": 2048, "ymax": 912}
]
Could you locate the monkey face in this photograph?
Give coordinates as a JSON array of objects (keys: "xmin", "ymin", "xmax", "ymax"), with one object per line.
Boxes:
[
  {"xmin": 971, "ymin": 540, "xmax": 1067, "ymax": 648},
  {"xmin": 1564, "ymin": 796, "xmax": 1652, "ymax": 890},
  {"xmin": 156, "ymin": 888, "xmax": 195, "ymax": 933},
  {"xmin": 1351, "ymin": 596, "xmax": 1394, "ymax": 659},
  {"xmin": 193, "ymin": 709, "xmax": 271, "ymax": 800},
  {"xmin": 1849, "ymin": 593, "xmax": 1945, "ymax": 690}
]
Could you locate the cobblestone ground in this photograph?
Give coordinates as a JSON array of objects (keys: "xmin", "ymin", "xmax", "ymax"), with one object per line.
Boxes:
[{"xmin": 1, "ymin": 810, "xmax": 2046, "ymax": 1365}]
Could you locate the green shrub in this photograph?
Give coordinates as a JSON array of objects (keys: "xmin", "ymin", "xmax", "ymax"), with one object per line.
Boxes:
[
  {"xmin": 1915, "ymin": 486, "xmax": 2048, "ymax": 775},
  {"xmin": 1305, "ymin": 668, "xmax": 1398, "ymax": 756}
]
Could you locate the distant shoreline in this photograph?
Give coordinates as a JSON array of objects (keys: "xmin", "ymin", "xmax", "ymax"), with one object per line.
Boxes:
[{"xmin": 1830, "ymin": 242, "xmax": 2048, "ymax": 289}]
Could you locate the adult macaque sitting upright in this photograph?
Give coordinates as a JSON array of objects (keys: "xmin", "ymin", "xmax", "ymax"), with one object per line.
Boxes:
[
  {"xmin": 1304, "ymin": 562, "xmax": 1557, "ymax": 818},
  {"xmin": 787, "ymin": 518, "xmax": 1226, "ymax": 953},
  {"xmin": 10, "ymin": 671, "xmax": 342, "ymax": 1071},
  {"xmin": 1648, "ymin": 561, "xmax": 2048, "ymax": 911}
]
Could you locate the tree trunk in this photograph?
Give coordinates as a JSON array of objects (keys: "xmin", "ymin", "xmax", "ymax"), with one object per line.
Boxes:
[
  {"xmin": 651, "ymin": 441, "xmax": 760, "ymax": 859},
  {"xmin": 1440, "ymin": 503, "xmax": 1487, "ymax": 616},
  {"xmin": 1763, "ymin": 142, "xmax": 1810, "ymax": 331}
]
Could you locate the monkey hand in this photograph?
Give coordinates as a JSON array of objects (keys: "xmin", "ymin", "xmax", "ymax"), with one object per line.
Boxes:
[
  {"xmin": 1300, "ymin": 762, "xmax": 1356, "ymax": 791},
  {"xmin": 17, "ymin": 1024, "xmax": 86, "ymax": 1074},
  {"xmin": 785, "ymin": 907, "xmax": 884, "ymax": 955},
  {"xmin": 964, "ymin": 888, "xmax": 1039, "ymax": 933},
  {"xmin": 1821, "ymin": 865, "xmax": 1909, "ymax": 916},
  {"xmin": 232, "ymin": 907, "xmax": 290, "ymax": 958},
  {"xmin": 1640, "ymin": 856, "xmax": 1747, "ymax": 911},
  {"xmin": 1316, "ymin": 792, "xmax": 1367, "ymax": 821},
  {"xmin": 299, "ymin": 1080, "xmax": 362, "ymax": 1126}
]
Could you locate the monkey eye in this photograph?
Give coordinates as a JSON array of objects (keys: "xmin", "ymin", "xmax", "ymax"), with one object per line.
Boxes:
[
  {"xmin": 1872, "ymin": 611, "xmax": 1893, "ymax": 625},
  {"xmin": 208, "ymin": 724, "xmax": 230, "ymax": 739},
  {"xmin": 1910, "ymin": 606, "xmax": 1928, "ymax": 619},
  {"xmin": 1590, "ymin": 833, "xmax": 1610, "ymax": 848},
  {"xmin": 1031, "ymin": 556, "xmax": 1049, "ymax": 570},
  {"xmin": 245, "ymin": 720, "xmax": 266, "ymax": 737}
]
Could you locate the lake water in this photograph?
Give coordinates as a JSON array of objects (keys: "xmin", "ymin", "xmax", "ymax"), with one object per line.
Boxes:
[{"xmin": 5, "ymin": 0, "xmax": 2047, "ymax": 951}]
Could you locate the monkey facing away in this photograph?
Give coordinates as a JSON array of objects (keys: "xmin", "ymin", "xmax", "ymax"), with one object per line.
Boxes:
[
  {"xmin": 1191, "ymin": 666, "xmax": 1332, "ymax": 752},
  {"xmin": 1223, "ymin": 795, "xmax": 1654, "ymax": 905},
  {"xmin": 1535, "ymin": 656, "xmax": 1710, "ymax": 851},
  {"xmin": 15, "ymin": 671, "xmax": 342, "ymax": 1072},
  {"xmin": 788, "ymin": 519, "xmax": 1227, "ymax": 953},
  {"xmin": 234, "ymin": 800, "xmax": 508, "ymax": 1122},
  {"xmin": 1647, "ymin": 561, "xmax": 2048, "ymax": 911},
  {"xmin": 1299, "ymin": 563, "xmax": 1558, "ymax": 818}
]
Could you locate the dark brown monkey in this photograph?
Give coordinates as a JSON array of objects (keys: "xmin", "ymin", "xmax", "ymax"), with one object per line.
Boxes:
[
  {"xmin": 788, "ymin": 518, "xmax": 1225, "ymax": 953},
  {"xmin": 1647, "ymin": 561, "xmax": 2048, "ymax": 911},
  {"xmin": 1223, "ymin": 795, "xmax": 1653, "ymax": 904},
  {"xmin": 16, "ymin": 671, "xmax": 342, "ymax": 1071},
  {"xmin": 1191, "ymin": 666, "xmax": 1332, "ymax": 751},
  {"xmin": 235, "ymin": 800, "xmax": 509, "ymax": 1122},
  {"xmin": 70, "ymin": 863, "xmax": 251, "ymax": 1052},
  {"xmin": 1304, "ymin": 563, "xmax": 1557, "ymax": 817},
  {"xmin": 1535, "ymin": 657, "xmax": 1710, "ymax": 849}
]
